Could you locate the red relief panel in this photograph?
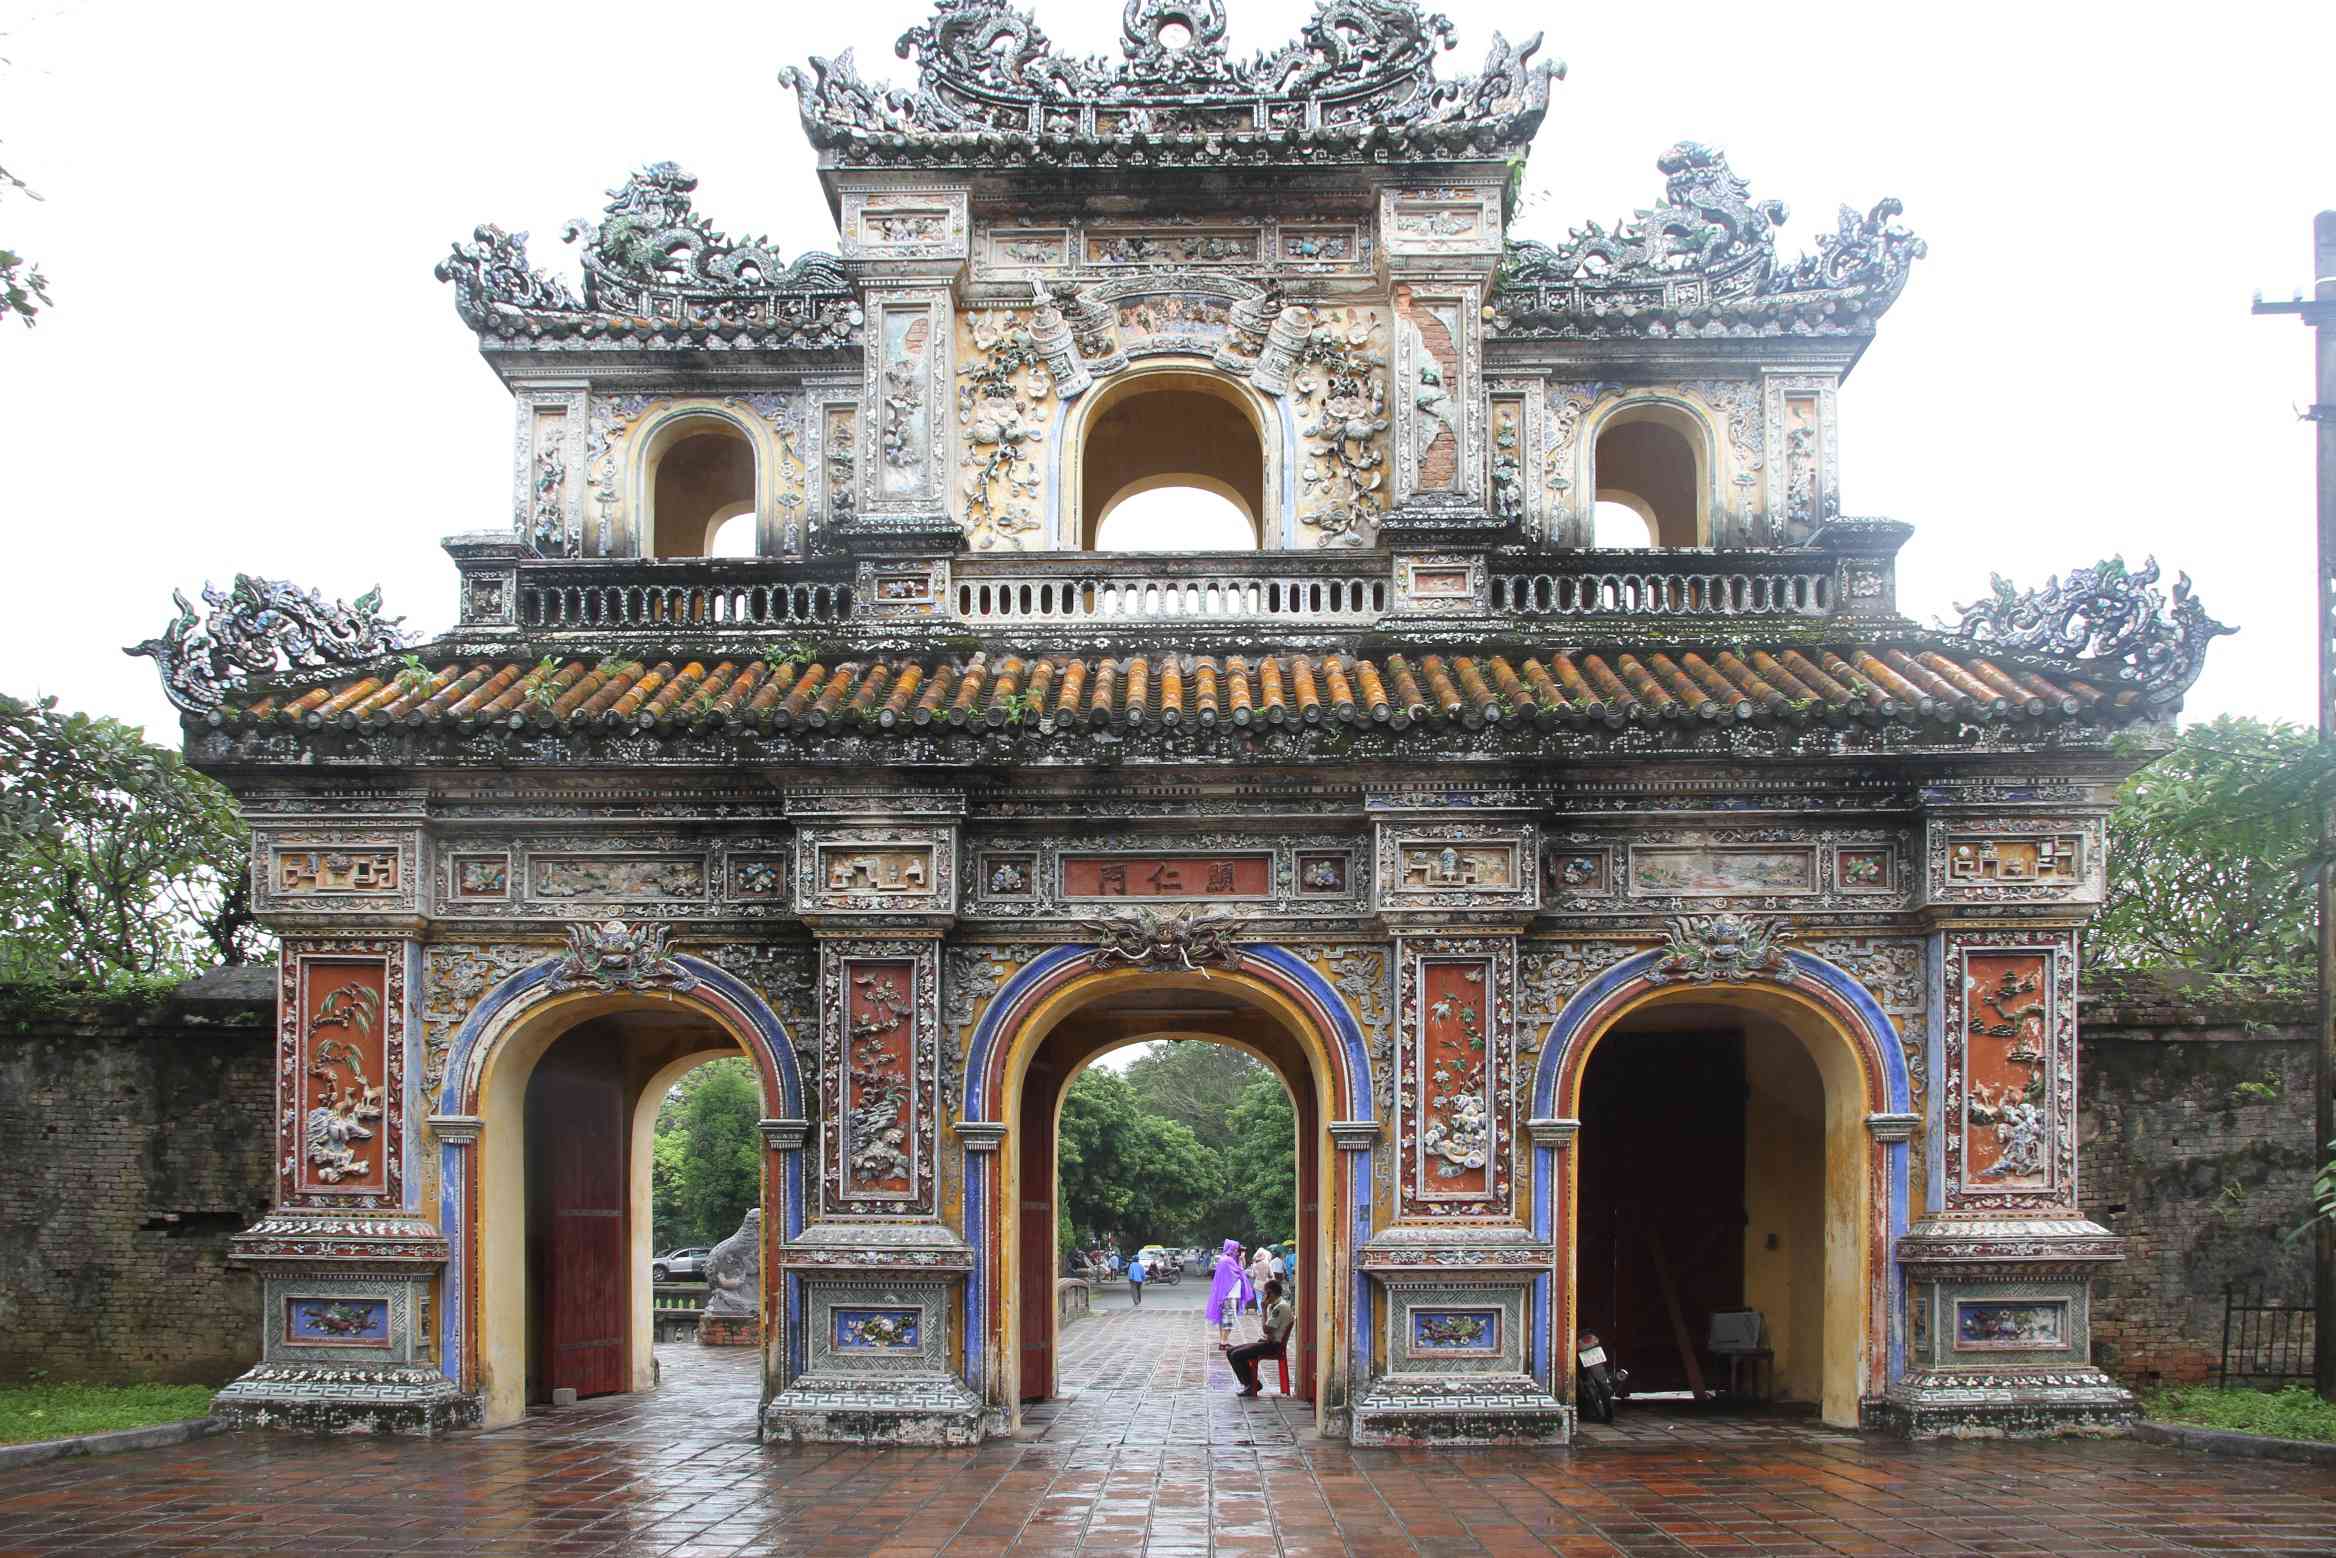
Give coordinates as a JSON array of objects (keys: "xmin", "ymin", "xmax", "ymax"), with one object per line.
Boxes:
[
  {"xmin": 286, "ymin": 956, "xmax": 394, "ymax": 1202},
  {"xmin": 1411, "ymin": 959, "xmax": 1495, "ymax": 1203},
  {"xmin": 842, "ymin": 960, "xmax": 919, "ymax": 1200},
  {"xmin": 1061, "ymin": 854, "xmax": 1273, "ymax": 899},
  {"xmin": 1959, "ymin": 952, "xmax": 2053, "ymax": 1194}
]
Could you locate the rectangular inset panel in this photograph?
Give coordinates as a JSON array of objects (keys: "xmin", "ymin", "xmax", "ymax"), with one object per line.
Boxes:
[
  {"xmin": 878, "ymin": 306, "xmax": 935, "ymax": 497},
  {"xmin": 1112, "ymin": 292, "xmax": 1235, "ymax": 354},
  {"xmin": 1836, "ymin": 848, "xmax": 1893, "ymax": 893},
  {"xmin": 1960, "ymin": 951, "xmax": 2052, "ymax": 1191},
  {"xmin": 283, "ymin": 1295, "xmax": 392, "ymax": 1349},
  {"xmin": 1412, "ymin": 958, "xmax": 1494, "ymax": 1201},
  {"xmin": 294, "ymin": 958, "xmax": 390, "ymax": 1198},
  {"xmin": 1281, "ymin": 227, "xmax": 1356, "ymax": 264},
  {"xmin": 1295, "ymin": 852, "xmax": 1351, "ymax": 896},
  {"xmin": 979, "ymin": 853, "xmax": 1037, "ymax": 898},
  {"xmin": 818, "ymin": 846, "xmax": 935, "ymax": 897},
  {"xmin": 988, "ymin": 228, "xmax": 1070, "ymax": 268},
  {"xmin": 448, "ymin": 853, "xmax": 511, "ymax": 902},
  {"xmin": 833, "ymin": 1307, "xmax": 923, "ymax": 1353},
  {"xmin": 276, "ymin": 848, "xmax": 400, "ymax": 896},
  {"xmin": 1061, "ymin": 853, "xmax": 1272, "ymax": 900},
  {"xmin": 824, "ymin": 405, "xmax": 858, "ymax": 526},
  {"xmin": 1489, "ymin": 394, "xmax": 1527, "ymax": 522},
  {"xmin": 1394, "ymin": 287, "xmax": 1465, "ymax": 493},
  {"xmin": 1945, "ymin": 835, "xmax": 2080, "ymax": 886},
  {"xmin": 1397, "ymin": 842, "xmax": 1519, "ymax": 893},
  {"xmin": 1630, "ymin": 845, "xmax": 1816, "ymax": 896},
  {"xmin": 1089, "ymin": 228, "xmax": 1257, "ymax": 265},
  {"xmin": 1953, "ymin": 1299, "xmax": 2066, "ymax": 1352},
  {"xmin": 530, "ymin": 855, "xmax": 705, "ymax": 901},
  {"xmin": 841, "ymin": 960, "xmax": 919, "ymax": 1200},
  {"xmin": 727, "ymin": 856, "xmax": 787, "ymax": 900},
  {"xmin": 1408, "ymin": 1306, "xmax": 1501, "ymax": 1358}
]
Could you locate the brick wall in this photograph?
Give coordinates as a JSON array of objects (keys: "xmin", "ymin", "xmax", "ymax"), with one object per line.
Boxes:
[
  {"xmin": 2078, "ymin": 969, "xmax": 2320, "ymax": 1388},
  {"xmin": 0, "ymin": 968, "xmax": 275, "ymax": 1386}
]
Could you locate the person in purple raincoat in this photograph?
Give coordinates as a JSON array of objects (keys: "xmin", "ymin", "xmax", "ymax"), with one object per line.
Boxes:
[{"xmin": 1207, "ymin": 1238, "xmax": 1252, "ymax": 1343}]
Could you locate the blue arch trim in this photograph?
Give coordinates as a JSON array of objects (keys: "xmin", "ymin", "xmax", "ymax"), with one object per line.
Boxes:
[
  {"xmin": 430, "ymin": 955, "xmax": 809, "ymax": 1384},
  {"xmin": 1523, "ymin": 948, "xmax": 1914, "ymax": 1389},
  {"xmin": 957, "ymin": 942, "xmax": 1376, "ymax": 1399}
]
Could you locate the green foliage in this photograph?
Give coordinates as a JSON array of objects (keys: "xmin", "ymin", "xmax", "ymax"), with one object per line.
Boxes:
[
  {"xmin": 0, "ymin": 1382, "xmax": 216, "ymax": 1445},
  {"xmin": 0, "ymin": 694, "xmax": 264, "ymax": 985},
  {"xmin": 1223, "ymin": 1073, "xmax": 1298, "ymax": 1247},
  {"xmin": 0, "ymin": 152, "xmax": 49, "ymax": 330},
  {"xmin": 2090, "ymin": 716, "xmax": 2331, "ymax": 988},
  {"xmin": 1122, "ymin": 1042, "xmax": 1263, "ymax": 1155},
  {"xmin": 2143, "ymin": 1384, "xmax": 2336, "ymax": 1444},
  {"xmin": 650, "ymin": 1056, "xmax": 762, "ymax": 1250},
  {"xmin": 1057, "ymin": 1066, "xmax": 1225, "ymax": 1248},
  {"xmin": 392, "ymin": 653, "xmax": 433, "ymax": 697}
]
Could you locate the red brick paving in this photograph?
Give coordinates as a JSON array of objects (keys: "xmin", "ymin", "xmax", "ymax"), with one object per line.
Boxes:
[{"xmin": 1, "ymin": 1309, "xmax": 2332, "ymax": 1555}]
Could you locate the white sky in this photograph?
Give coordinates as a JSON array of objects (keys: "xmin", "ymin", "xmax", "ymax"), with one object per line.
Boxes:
[{"xmin": 1, "ymin": 1, "xmax": 2329, "ymax": 740}]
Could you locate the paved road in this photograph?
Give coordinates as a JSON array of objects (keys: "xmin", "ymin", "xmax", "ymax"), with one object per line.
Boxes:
[{"xmin": 3, "ymin": 1313, "xmax": 2332, "ymax": 1554}]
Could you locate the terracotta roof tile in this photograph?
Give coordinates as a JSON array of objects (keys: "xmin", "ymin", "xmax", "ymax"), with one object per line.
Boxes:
[{"xmin": 210, "ymin": 640, "xmax": 2132, "ymax": 743}]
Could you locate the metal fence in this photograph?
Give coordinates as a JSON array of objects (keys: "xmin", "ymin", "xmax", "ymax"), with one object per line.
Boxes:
[{"xmin": 2215, "ymin": 1287, "xmax": 2316, "ymax": 1389}]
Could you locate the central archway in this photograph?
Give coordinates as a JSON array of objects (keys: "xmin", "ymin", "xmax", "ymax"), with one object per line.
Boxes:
[
  {"xmin": 1067, "ymin": 362, "xmax": 1276, "ymax": 549},
  {"xmin": 967, "ymin": 949, "xmax": 1368, "ymax": 1433}
]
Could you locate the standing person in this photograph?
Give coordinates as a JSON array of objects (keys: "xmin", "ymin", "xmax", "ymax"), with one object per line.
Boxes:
[
  {"xmin": 1127, "ymin": 1248, "xmax": 1148, "ymax": 1307},
  {"xmin": 1246, "ymin": 1242, "xmax": 1274, "ymax": 1312},
  {"xmin": 1206, "ymin": 1239, "xmax": 1250, "ymax": 1342},
  {"xmin": 1230, "ymin": 1279, "xmax": 1294, "ymax": 1397}
]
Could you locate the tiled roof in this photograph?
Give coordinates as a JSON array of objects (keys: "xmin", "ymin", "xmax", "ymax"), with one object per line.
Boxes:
[{"xmin": 226, "ymin": 643, "xmax": 2119, "ymax": 737}]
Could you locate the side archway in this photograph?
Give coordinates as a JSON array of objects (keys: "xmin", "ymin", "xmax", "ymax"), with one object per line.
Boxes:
[
  {"xmin": 433, "ymin": 956, "xmax": 807, "ymax": 1428},
  {"xmin": 1530, "ymin": 950, "xmax": 1911, "ymax": 1424}
]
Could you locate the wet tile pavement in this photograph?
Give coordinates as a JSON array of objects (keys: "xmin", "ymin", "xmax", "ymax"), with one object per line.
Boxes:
[{"xmin": 2, "ymin": 1310, "xmax": 2332, "ymax": 1555}]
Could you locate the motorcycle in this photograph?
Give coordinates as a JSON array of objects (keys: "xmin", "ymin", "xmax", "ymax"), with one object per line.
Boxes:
[{"xmin": 1575, "ymin": 1329, "xmax": 1628, "ymax": 1424}]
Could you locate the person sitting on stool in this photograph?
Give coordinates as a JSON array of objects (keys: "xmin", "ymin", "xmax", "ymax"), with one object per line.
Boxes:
[{"xmin": 1230, "ymin": 1279, "xmax": 1292, "ymax": 1397}]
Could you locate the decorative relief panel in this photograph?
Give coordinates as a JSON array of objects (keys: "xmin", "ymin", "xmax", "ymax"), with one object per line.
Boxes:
[
  {"xmin": 1943, "ymin": 935, "xmax": 2077, "ymax": 1211},
  {"xmin": 821, "ymin": 942, "xmax": 940, "ymax": 1217},
  {"xmin": 1486, "ymin": 384, "xmax": 1536, "ymax": 529},
  {"xmin": 1060, "ymin": 852, "xmax": 1271, "ymax": 901},
  {"xmin": 257, "ymin": 832, "xmax": 421, "ymax": 917},
  {"xmin": 802, "ymin": 1280, "xmax": 954, "ymax": 1378},
  {"xmin": 447, "ymin": 853, "xmax": 511, "ymax": 903},
  {"xmin": 1925, "ymin": 817, "xmax": 2103, "ymax": 907},
  {"xmin": 1381, "ymin": 1283, "xmax": 1530, "ymax": 1378},
  {"xmin": 421, "ymin": 942, "xmax": 546, "ymax": 1099},
  {"xmin": 1762, "ymin": 375, "xmax": 1839, "ymax": 546},
  {"xmin": 280, "ymin": 946, "xmax": 406, "ymax": 1211},
  {"xmin": 822, "ymin": 403, "xmax": 859, "ymax": 530},
  {"xmin": 1375, "ymin": 822, "xmax": 1537, "ymax": 915},
  {"xmin": 429, "ymin": 833, "xmax": 786, "ymax": 921},
  {"xmin": 840, "ymin": 189, "xmax": 968, "ymax": 261},
  {"xmin": 797, "ymin": 825, "xmax": 956, "ymax": 918},
  {"xmin": 955, "ymin": 307, "xmax": 1052, "ymax": 550},
  {"xmin": 871, "ymin": 295, "xmax": 950, "ymax": 509},
  {"xmin": 284, "ymin": 1294, "xmax": 392, "ymax": 1349},
  {"xmin": 1286, "ymin": 305, "xmax": 1389, "ymax": 549},
  {"xmin": 1395, "ymin": 939, "xmax": 1515, "ymax": 1221},
  {"xmin": 1514, "ymin": 937, "xmax": 1645, "ymax": 1109},
  {"xmin": 531, "ymin": 854, "xmax": 706, "ymax": 902},
  {"xmin": 1381, "ymin": 187, "xmax": 1503, "ymax": 258},
  {"xmin": 1953, "ymin": 1297, "xmax": 2067, "ymax": 1352},
  {"xmin": 969, "ymin": 213, "xmax": 1371, "ymax": 284},
  {"xmin": 1542, "ymin": 826, "xmax": 1909, "ymax": 916},
  {"xmin": 965, "ymin": 831, "xmax": 1363, "ymax": 921},
  {"xmin": 1795, "ymin": 934, "xmax": 1927, "ymax": 1108},
  {"xmin": 1390, "ymin": 282, "xmax": 1481, "ymax": 508}
]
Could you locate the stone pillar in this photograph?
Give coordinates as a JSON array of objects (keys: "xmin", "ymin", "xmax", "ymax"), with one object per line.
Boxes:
[
  {"xmin": 1883, "ymin": 802, "xmax": 2135, "ymax": 1437},
  {"xmin": 763, "ymin": 790, "xmax": 983, "ymax": 1444},
  {"xmin": 213, "ymin": 937, "xmax": 474, "ymax": 1434},
  {"xmin": 1351, "ymin": 797, "xmax": 1567, "ymax": 1443}
]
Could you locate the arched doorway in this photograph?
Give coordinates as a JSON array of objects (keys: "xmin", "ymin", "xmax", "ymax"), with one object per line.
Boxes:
[
  {"xmin": 436, "ymin": 957, "xmax": 807, "ymax": 1431},
  {"xmin": 969, "ymin": 953, "xmax": 1365, "ymax": 1433},
  {"xmin": 1069, "ymin": 363, "xmax": 1275, "ymax": 549},
  {"xmin": 1538, "ymin": 956, "xmax": 1909, "ymax": 1429}
]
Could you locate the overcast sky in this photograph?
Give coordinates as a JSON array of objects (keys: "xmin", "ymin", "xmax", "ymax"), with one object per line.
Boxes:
[{"xmin": 1, "ymin": 1, "xmax": 2329, "ymax": 740}]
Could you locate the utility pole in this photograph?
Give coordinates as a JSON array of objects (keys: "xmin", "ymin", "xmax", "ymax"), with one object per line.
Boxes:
[{"xmin": 2254, "ymin": 210, "xmax": 2336, "ymax": 1401}]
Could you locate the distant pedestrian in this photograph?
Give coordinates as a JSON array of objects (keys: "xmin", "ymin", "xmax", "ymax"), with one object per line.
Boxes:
[
  {"xmin": 1128, "ymin": 1250, "xmax": 1148, "ymax": 1307},
  {"xmin": 1246, "ymin": 1243, "xmax": 1274, "ymax": 1311},
  {"xmin": 1230, "ymin": 1279, "xmax": 1294, "ymax": 1397},
  {"xmin": 1207, "ymin": 1239, "xmax": 1251, "ymax": 1341}
]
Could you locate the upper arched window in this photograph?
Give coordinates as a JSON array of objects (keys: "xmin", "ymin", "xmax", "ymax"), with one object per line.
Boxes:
[
  {"xmin": 1591, "ymin": 405, "xmax": 1706, "ymax": 549},
  {"xmin": 642, "ymin": 416, "xmax": 756, "ymax": 558},
  {"xmin": 1076, "ymin": 369, "xmax": 1267, "ymax": 550}
]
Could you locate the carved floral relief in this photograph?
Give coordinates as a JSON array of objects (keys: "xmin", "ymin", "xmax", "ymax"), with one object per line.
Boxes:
[
  {"xmin": 955, "ymin": 309, "xmax": 1052, "ymax": 549},
  {"xmin": 1288, "ymin": 305, "xmax": 1389, "ymax": 548},
  {"xmin": 1395, "ymin": 941, "xmax": 1514, "ymax": 1220},
  {"xmin": 821, "ymin": 943, "xmax": 939, "ymax": 1216},
  {"xmin": 280, "ymin": 947, "xmax": 405, "ymax": 1211},
  {"xmin": 1942, "ymin": 935, "xmax": 2077, "ymax": 1210}
]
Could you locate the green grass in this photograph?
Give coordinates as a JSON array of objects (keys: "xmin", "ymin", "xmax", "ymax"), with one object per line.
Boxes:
[
  {"xmin": 2144, "ymin": 1384, "xmax": 2336, "ymax": 1444},
  {"xmin": 0, "ymin": 1382, "xmax": 217, "ymax": 1446}
]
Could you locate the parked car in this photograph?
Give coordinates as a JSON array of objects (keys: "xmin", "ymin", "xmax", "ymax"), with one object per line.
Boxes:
[{"xmin": 653, "ymin": 1247, "xmax": 712, "ymax": 1282}]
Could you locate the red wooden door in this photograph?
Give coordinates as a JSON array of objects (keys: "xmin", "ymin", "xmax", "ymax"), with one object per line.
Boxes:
[
  {"xmin": 531, "ymin": 1063, "xmax": 628, "ymax": 1400},
  {"xmin": 1576, "ymin": 1032, "xmax": 1746, "ymax": 1393},
  {"xmin": 1018, "ymin": 1057, "xmax": 1059, "ymax": 1402}
]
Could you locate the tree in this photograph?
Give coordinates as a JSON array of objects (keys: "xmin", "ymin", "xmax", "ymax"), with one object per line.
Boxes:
[
  {"xmin": 2089, "ymin": 716, "xmax": 2332, "ymax": 988},
  {"xmin": 1123, "ymin": 1041, "xmax": 1268, "ymax": 1152},
  {"xmin": 652, "ymin": 1056, "xmax": 762, "ymax": 1249},
  {"xmin": 0, "ymin": 152, "xmax": 46, "ymax": 328},
  {"xmin": 1057, "ymin": 1066, "xmax": 1224, "ymax": 1248},
  {"xmin": 0, "ymin": 694, "xmax": 262, "ymax": 986},
  {"xmin": 1223, "ymin": 1074, "xmax": 1298, "ymax": 1246}
]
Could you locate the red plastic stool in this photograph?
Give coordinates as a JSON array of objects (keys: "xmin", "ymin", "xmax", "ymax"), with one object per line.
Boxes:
[{"xmin": 1275, "ymin": 1350, "xmax": 1291, "ymax": 1395}]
